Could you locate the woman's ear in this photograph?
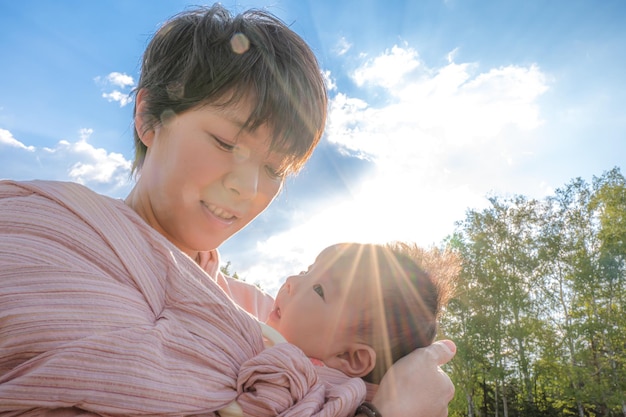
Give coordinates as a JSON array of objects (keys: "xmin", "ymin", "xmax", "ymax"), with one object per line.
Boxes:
[
  {"xmin": 324, "ymin": 344, "xmax": 376, "ymax": 378},
  {"xmin": 134, "ymin": 88, "xmax": 156, "ymax": 147}
]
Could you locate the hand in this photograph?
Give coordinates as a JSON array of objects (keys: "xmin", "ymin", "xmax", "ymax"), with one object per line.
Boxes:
[{"xmin": 370, "ymin": 340, "xmax": 456, "ymax": 417}]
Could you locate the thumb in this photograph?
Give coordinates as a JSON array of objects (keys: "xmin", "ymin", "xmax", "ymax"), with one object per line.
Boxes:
[{"xmin": 428, "ymin": 339, "xmax": 456, "ymax": 366}]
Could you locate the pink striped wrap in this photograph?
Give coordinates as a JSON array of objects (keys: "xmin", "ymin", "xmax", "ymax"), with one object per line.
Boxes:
[{"xmin": 0, "ymin": 180, "xmax": 365, "ymax": 416}]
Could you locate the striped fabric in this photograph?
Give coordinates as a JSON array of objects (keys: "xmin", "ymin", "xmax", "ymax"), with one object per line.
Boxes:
[{"xmin": 0, "ymin": 180, "xmax": 365, "ymax": 416}]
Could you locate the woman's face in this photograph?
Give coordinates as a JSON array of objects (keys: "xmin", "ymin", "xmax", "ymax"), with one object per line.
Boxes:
[{"xmin": 127, "ymin": 96, "xmax": 285, "ymax": 257}]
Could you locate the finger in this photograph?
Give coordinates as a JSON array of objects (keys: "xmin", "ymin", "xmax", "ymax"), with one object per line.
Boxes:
[
  {"xmin": 428, "ymin": 339, "xmax": 456, "ymax": 366},
  {"xmin": 439, "ymin": 367, "xmax": 456, "ymax": 402}
]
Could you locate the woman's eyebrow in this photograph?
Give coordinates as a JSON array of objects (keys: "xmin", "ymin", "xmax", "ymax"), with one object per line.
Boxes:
[{"xmin": 213, "ymin": 104, "xmax": 252, "ymax": 130}]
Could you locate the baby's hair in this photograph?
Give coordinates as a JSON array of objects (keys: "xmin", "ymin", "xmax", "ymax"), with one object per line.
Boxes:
[
  {"xmin": 340, "ymin": 242, "xmax": 458, "ymax": 384},
  {"xmin": 132, "ymin": 4, "xmax": 327, "ymax": 176}
]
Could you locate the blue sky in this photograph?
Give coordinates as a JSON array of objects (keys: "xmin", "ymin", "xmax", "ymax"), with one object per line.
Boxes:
[{"xmin": 1, "ymin": 0, "xmax": 625, "ymax": 295}]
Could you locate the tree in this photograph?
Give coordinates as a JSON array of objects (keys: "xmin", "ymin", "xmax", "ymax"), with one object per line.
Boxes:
[
  {"xmin": 220, "ymin": 260, "xmax": 240, "ymax": 280},
  {"xmin": 446, "ymin": 195, "xmax": 543, "ymax": 416},
  {"xmin": 446, "ymin": 167, "xmax": 625, "ymax": 416},
  {"xmin": 589, "ymin": 168, "xmax": 626, "ymax": 416}
]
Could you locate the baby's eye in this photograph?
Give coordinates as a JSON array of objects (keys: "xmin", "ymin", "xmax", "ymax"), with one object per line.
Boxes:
[{"xmin": 313, "ymin": 284, "xmax": 325, "ymax": 300}]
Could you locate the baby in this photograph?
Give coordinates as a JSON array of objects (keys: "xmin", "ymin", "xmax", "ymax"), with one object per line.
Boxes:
[{"xmin": 266, "ymin": 242, "xmax": 457, "ymax": 384}]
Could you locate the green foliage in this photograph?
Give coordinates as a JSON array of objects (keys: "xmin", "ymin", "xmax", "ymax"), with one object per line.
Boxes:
[
  {"xmin": 444, "ymin": 167, "xmax": 625, "ymax": 417},
  {"xmin": 220, "ymin": 260, "xmax": 240, "ymax": 280},
  {"xmin": 220, "ymin": 261, "xmax": 264, "ymax": 290}
]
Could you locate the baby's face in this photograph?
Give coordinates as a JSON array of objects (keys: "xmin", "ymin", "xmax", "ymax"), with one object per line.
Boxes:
[{"xmin": 266, "ymin": 245, "xmax": 367, "ymax": 362}]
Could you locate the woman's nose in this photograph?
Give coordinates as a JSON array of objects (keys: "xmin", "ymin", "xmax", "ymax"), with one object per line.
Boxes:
[{"xmin": 224, "ymin": 145, "xmax": 259, "ymax": 199}]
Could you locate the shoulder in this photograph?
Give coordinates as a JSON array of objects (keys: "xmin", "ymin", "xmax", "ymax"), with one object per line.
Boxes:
[
  {"xmin": 197, "ymin": 250, "xmax": 275, "ymax": 321},
  {"xmin": 0, "ymin": 179, "xmax": 108, "ymax": 204},
  {"xmin": 223, "ymin": 276, "xmax": 275, "ymax": 321}
]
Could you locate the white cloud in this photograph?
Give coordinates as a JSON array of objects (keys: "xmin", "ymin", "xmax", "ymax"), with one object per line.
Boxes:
[
  {"xmin": 352, "ymin": 44, "xmax": 421, "ymax": 88},
  {"xmin": 106, "ymin": 72, "xmax": 135, "ymax": 88},
  {"xmin": 447, "ymin": 47, "xmax": 459, "ymax": 64},
  {"xmin": 102, "ymin": 90, "xmax": 133, "ymax": 107},
  {"xmin": 239, "ymin": 43, "xmax": 550, "ymax": 295},
  {"xmin": 60, "ymin": 129, "xmax": 132, "ymax": 187},
  {"xmin": 330, "ymin": 47, "xmax": 548, "ymax": 158},
  {"xmin": 240, "ymin": 175, "xmax": 489, "ymax": 296},
  {"xmin": 0, "ymin": 128, "xmax": 132, "ymax": 197},
  {"xmin": 95, "ymin": 72, "xmax": 135, "ymax": 107},
  {"xmin": 322, "ymin": 70, "xmax": 337, "ymax": 92},
  {"xmin": 0, "ymin": 128, "xmax": 35, "ymax": 151},
  {"xmin": 333, "ymin": 37, "xmax": 352, "ymax": 56}
]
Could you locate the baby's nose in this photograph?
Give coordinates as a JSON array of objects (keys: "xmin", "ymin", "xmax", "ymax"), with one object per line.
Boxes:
[{"xmin": 284, "ymin": 274, "xmax": 302, "ymax": 294}]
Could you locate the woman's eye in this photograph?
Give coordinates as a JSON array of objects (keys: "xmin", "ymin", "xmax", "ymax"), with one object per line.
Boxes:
[
  {"xmin": 265, "ymin": 165, "xmax": 285, "ymax": 180},
  {"xmin": 213, "ymin": 136, "xmax": 235, "ymax": 151},
  {"xmin": 313, "ymin": 284, "xmax": 325, "ymax": 300}
]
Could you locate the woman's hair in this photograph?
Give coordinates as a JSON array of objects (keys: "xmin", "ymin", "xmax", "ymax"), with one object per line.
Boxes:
[
  {"xmin": 132, "ymin": 4, "xmax": 327, "ymax": 176},
  {"xmin": 337, "ymin": 242, "xmax": 458, "ymax": 384}
]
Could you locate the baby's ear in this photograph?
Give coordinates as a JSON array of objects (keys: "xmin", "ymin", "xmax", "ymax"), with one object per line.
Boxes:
[
  {"xmin": 134, "ymin": 88, "xmax": 156, "ymax": 147},
  {"xmin": 325, "ymin": 344, "xmax": 376, "ymax": 378}
]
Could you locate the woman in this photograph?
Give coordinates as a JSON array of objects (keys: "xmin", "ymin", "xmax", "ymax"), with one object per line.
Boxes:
[{"xmin": 0, "ymin": 4, "xmax": 454, "ymax": 416}]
